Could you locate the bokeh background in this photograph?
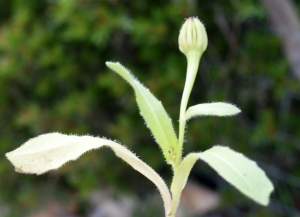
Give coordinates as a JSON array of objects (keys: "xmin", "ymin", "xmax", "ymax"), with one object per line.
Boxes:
[{"xmin": 1, "ymin": 0, "xmax": 300, "ymax": 216}]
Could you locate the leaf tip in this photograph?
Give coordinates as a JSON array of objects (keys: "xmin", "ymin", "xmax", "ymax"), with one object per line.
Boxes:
[{"xmin": 105, "ymin": 61, "xmax": 117, "ymax": 67}]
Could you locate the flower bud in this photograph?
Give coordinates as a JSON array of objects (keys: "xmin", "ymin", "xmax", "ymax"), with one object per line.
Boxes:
[
  {"xmin": 177, "ymin": 18, "xmax": 208, "ymax": 154},
  {"xmin": 178, "ymin": 17, "xmax": 208, "ymax": 57}
]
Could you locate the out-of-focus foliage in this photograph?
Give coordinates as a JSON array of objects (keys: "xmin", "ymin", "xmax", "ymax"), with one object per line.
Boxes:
[{"xmin": 0, "ymin": 0, "xmax": 300, "ymax": 216}]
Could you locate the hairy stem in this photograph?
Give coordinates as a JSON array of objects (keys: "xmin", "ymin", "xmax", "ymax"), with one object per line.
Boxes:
[{"xmin": 175, "ymin": 52, "xmax": 201, "ymax": 166}]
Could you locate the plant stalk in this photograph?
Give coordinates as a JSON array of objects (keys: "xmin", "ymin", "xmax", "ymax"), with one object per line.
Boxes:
[{"xmin": 175, "ymin": 52, "xmax": 201, "ymax": 167}]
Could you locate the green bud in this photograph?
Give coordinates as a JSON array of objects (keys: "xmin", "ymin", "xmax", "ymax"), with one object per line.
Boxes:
[
  {"xmin": 176, "ymin": 18, "xmax": 208, "ymax": 167},
  {"xmin": 178, "ymin": 17, "xmax": 208, "ymax": 57}
]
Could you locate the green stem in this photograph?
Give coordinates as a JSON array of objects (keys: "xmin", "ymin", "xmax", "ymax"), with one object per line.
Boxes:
[
  {"xmin": 168, "ymin": 169, "xmax": 181, "ymax": 217},
  {"xmin": 175, "ymin": 52, "xmax": 201, "ymax": 167},
  {"xmin": 170, "ymin": 52, "xmax": 201, "ymax": 216}
]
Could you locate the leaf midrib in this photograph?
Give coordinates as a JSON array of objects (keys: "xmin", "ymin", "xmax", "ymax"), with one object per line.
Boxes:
[
  {"xmin": 135, "ymin": 81, "xmax": 174, "ymax": 151},
  {"xmin": 206, "ymin": 151, "xmax": 252, "ymax": 189}
]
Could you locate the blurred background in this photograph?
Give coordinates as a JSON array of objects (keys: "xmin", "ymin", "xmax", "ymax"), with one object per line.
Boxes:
[{"xmin": 1, "ymin": 0, "xmax": 300, "ymax": 216}]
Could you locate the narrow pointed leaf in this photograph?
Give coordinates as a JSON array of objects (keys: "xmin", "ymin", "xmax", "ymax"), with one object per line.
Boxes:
[
  {"xmin": 185, "ymin": 102, "xmax": 241, "ymax": 120},
  {"xmin": 106, "ymin": 62, "xmax": 178, "ymax": 164},
  {"xmin": 171, "ymin": 146, "xmax": 273, "ymax": 206},
  {"xmin": 5, "ymin": 133, "xmax": 172, "ymax": 215}
]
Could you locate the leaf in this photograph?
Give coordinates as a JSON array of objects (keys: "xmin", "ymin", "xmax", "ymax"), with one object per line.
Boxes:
[
  {"xmin": 171, "ymin": 146, "xmax": 273, "ymax": 206},
  {"xmin": 185, "ymin": 102, "xmax": 241, "ymax": 120},
  {"xmin": 5, "ymin": 133, "xmax": 172, "ymax": 215},
  {"xmin": 106, "ymin": 62, "xmax": 178, "ymax": 165}
]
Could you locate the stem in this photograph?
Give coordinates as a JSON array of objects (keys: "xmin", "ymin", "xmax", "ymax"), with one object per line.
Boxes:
[
  {"xmin": 171, "ymin": 52, "xmax": 201, "ymax": 216},
  {"xmin": 175, "ymin": 52, "xmax": 201, "ymax": 166},
  {"xmin": 167, "ymin": 210, "xmax": 176, "ymax": 217}
]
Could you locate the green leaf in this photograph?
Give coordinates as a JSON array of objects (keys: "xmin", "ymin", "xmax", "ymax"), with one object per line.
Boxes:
[
  {"xmin": 6, "ymin": 133, "xmax": 172, "ymax": 216},
  {"xmin": 171, "ymin": 146, "xmax": 273, "ymax": 206},
  {"xmin": 185, "ymin": 102, "xmax": 241, "ymax": 120},
  {"xmin": 106, "ymin": 62, "xmax": 178, "ymax": 165}
]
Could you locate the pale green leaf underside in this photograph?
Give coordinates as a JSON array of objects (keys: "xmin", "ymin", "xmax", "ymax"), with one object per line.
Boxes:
[
  {"xmin": 106, "ymin": 62, "xmax": 178, "ymax": 164},
  {"xmin": 185, "ymin": 102, "xmax": 241, "ymax": 120},
  {"xmin": 5, "ymin": 133, "xmax": 171, "ymax": 215},
  {"xmin": 172, "ymin": 146, "xmax": 273, "ymax": 206}
]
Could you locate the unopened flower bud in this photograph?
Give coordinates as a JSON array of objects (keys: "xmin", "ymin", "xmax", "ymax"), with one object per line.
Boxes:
[
  {"xmin": 178, "ymin": 17, "xmax": 208, "ymax": 57},
  {"xmin": 177, "ymin": 18, "xmax": 208, "ymax": 151}
]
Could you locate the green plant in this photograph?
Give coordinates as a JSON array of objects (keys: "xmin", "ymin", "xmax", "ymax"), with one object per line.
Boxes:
[{"xmin": 5, "ymin": 17, "xmax": 273, "ymax": 217}]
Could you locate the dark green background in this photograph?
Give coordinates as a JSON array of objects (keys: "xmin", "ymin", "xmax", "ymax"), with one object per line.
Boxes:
[{"xmin": 0, "ymin": 0, "xmax": 299, "ymax": 216}]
